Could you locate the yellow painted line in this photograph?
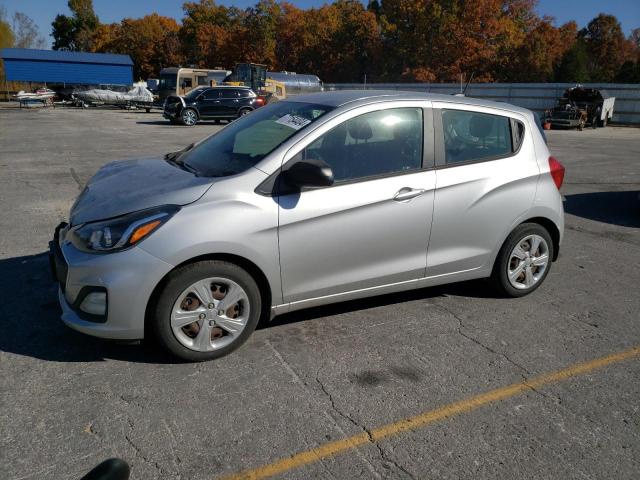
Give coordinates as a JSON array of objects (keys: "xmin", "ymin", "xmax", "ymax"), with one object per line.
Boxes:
[{"xmin": 219, "ymin": 346, "xmax": 640, "ymax": 480}]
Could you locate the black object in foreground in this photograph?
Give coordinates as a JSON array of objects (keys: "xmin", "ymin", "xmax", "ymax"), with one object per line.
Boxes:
[{"xmin": 80, "ymin": 458, "xmax": 130, "ymax": 480}]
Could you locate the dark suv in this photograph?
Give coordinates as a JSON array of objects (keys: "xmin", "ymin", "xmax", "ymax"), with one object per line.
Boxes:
[{"xmin": 163, "ymin": 86, "xmax": 264, "ymax": 126}]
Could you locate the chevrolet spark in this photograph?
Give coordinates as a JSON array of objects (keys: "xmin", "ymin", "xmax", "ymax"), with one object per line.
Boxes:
[{"xmin": 50, "ymin": 91, "xmax": 565, "ymax": 361}]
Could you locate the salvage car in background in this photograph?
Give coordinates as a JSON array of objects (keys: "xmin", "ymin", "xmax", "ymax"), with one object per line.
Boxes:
[
  {"xmin": 163, "ymin": 85, "xmax": 264, "ymax": 125},
  {"xmin": 545, "ymin": 86, "xmax": 615, "ymax": 130}
]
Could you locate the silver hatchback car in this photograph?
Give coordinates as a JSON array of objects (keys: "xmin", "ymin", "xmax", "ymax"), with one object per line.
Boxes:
[{"xmin": 50, "ymin": 91, "xmax": 565, "ymax": 361}]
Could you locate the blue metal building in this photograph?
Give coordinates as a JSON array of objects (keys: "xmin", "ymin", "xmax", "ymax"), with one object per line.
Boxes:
[{"xmin": 0, "ymin": 48, "xmax": 133, "ymax": 86}]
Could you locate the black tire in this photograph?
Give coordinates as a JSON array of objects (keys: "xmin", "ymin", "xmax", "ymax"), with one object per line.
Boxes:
[
  {"xmin": 490, "ymin": 223, "xmax": 554, "ymax": 298},
  {"xmin": 151, "ymin": 260, "xmax": 261, "ymax": 362},
  {"xmin": 237, "ymin": 107, "xmax": 252, "ymax": 118},
  {"xmin": 180, "ymin": 108, "xmax": 198, "ymax": 126}
]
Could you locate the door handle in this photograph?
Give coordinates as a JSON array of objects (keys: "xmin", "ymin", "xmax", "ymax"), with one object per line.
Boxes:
[{"xmin": 393, "ymin": 187, "xmax": 426, "ymax": 202}]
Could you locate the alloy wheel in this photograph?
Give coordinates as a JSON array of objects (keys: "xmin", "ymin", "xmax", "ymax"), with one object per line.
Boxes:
[
  {"xmin": 182, "ymin": 110, "xmax": 197, "ymax": 126},
  {"xmin": 507, "ymin": 234, "xmax": 550, "ymax": 290}
]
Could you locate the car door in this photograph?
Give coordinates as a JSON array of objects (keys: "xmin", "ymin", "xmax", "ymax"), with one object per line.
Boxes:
[
  {"xmin": 195, "ymin": 89, "xmax": 221, "ymax": 118},
  {"xmin": 278, "ymin": 102, "xmax": 436, "ymax": 304},
  {"xmin": 426, "ymin": 103, "xmax": 539, "ymax": 278},
  {"xmin": 218, "ymin": 89, "xmax": 240, "ymax": 116}
]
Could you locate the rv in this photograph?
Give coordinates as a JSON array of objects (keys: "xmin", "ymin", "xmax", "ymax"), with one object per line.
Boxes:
[{"xmin": 158, "ymin": 68, "xmax": 231, "ymax": 102}]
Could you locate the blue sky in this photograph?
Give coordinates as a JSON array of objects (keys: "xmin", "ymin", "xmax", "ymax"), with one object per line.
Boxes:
[{"xmin": 2, "ymin": 0, "xmax": 639, "ymax": 48}]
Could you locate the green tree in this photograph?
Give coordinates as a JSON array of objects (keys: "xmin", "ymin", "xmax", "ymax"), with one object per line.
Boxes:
[
  {"xmin": 52, "ymin": 0, "xmax": 99, "ymax": 50},
  {"xmin": 555, "ymin": 39, "xmax": 590, "ymax": 82},
  {"xmin": 579, "ymin": 13, "xmax": 630, "ymax": 82}
]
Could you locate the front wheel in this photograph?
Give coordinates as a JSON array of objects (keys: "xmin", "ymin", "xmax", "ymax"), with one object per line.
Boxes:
[
  {"xmin": 490, "ymin": 223, "xmax": 554, "ymax": 298},
  {"xmin": 151, "ymin": 261, "xmax": 261, "ymax": 361},
  {"xmin": 181, "ymin": 108, "xmax": 198, "ymax": 126}
]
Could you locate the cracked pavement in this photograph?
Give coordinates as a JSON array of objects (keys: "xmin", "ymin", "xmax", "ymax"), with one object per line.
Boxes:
[{"xmin": 1, "ymin": 106, "xmax": 639, "ymax": 479}]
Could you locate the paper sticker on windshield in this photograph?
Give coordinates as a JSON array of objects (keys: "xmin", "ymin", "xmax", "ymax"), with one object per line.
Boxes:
[{"xmin": 276, "ymin": 114, "xmax": 311, "ymax": 130}]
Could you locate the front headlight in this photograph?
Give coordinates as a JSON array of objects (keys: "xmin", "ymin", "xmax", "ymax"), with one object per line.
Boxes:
[{"xmin": 68, "ymin": 205, "xmax": 179, "ymax": 253}]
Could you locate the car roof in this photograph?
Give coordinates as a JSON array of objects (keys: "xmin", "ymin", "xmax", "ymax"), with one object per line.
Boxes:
[{"xmin": 290, "ymin": 89, "xmax": 532, "ymax": 116}]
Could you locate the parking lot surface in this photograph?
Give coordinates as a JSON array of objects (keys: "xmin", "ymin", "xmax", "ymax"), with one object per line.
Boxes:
[{"xmin": 1, "ymin": 105, "xmax": 639, "ymax": 480}]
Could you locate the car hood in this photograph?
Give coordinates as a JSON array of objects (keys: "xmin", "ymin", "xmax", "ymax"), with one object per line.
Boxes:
[{"xmin": 70, "ymin": 157, "xmax": 213, "ymax": 225}]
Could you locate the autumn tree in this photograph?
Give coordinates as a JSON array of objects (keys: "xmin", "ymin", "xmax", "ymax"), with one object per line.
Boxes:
[
  {"xmin": 95, "ymin": 14, "xmax": 183, "ymax": 79},
  {"xmin": 243, "ymin": 0, "xmax": 282, "ymax": 66},
  {"xmin": 0, "ymin": 7, "xmax": 15, "ymax": 84},
  {"xmin": 180, "ymin": 0, "xmax": 246, "ymax": 69}
]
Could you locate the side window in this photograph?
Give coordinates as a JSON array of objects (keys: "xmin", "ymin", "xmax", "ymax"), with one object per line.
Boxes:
[
  {"xmin": 441, "ymin": 110, "xmax": 512, "ymax": 164},
  {"xmin": 181, "ymin": 78, "xmax": 193, "ymax": 89},
  {"xmin": 203, "ymin": 89, "xmax": 220, "ymax": 100},
  {"xmin": 302, "ymin": 108, "xmax": 423, "ymax": 183},
  {"xmin": 196, "ymin": 76, "xmax": 208, "ymax": 86},
  {"xmin": 238, "ymin": 89, "xmax": 252, "ymax": 98},
  {"xmin": 220, "ymin": 89, "xmax": 239, "ymax": 99}
]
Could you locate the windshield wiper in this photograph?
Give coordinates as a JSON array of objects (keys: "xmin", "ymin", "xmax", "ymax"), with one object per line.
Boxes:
[{"xmin": 165, "ymin": 144, "xmax": 198, "ymax": 174}]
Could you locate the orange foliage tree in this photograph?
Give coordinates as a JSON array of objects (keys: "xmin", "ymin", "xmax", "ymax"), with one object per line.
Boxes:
[{"xmin": 50, "ymin": 0, "xmax": 639, "ymax": 83}]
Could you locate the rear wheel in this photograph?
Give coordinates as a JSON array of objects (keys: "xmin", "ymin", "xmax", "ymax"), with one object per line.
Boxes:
[
  {"xmin": 237, "ymin": 107, "xmax": 252, "ymax": 118},
  {"xmin": 181, "ymin": 108, "xmax": 198, "ymax": 126},
  {"xmin": 490, "ymin": 223, "xmax": 553, "ymax": 298},
  {"xmin": 151, "ymin": 261, "xmax": 261, "ymax": 361}
]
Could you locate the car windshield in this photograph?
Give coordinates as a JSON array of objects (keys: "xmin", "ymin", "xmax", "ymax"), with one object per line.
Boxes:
[{"xmin": 180, "ymin": 101, "xmax": 334, "ymax": 177}]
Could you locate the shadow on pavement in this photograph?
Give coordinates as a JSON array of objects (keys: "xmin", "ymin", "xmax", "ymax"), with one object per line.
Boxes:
[
  {"xmin": 564, "ymin": 191, "xmax": 640, "ymax": 228},
  {"xmin": 0, "ymin": 251, "xmax": 499, "ymax": 363},
  {"xmin": 0, "ymin": 252, "xmax": 177, "ymax": 364}
]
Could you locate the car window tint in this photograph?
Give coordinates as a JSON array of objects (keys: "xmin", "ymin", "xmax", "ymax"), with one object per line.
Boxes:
[
  {"xmin": 203, "ymin": 90, "xmax": 219, "ymax": 100},
  {"xmin": 238, "ymin": 90, "xmax": 252, "ymax": 98},
  {"xmin": 513, "ymin": 120, "xmax": 525, "ymax": 151},
  {"xmin": 303, "ymin": 108, "xmax": 423, "ymax": 183},
  {"xmin": 442, "ymin": 110, "xmax": 512, "ymax": 164},
  {"xmin": 220, "ymin": 90, "xmax": 238, "ymax": 99}
]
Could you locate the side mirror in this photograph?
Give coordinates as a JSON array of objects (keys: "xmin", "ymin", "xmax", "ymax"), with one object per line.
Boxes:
[{"xmin": 284, "ymin": 158, "xmax": 334, "ymax": 189}]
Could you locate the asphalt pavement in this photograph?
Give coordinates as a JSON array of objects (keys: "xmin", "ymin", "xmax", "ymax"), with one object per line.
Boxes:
[{"xmin": 0, "ymin": 105, "xmax": 639, "ymax": 480}]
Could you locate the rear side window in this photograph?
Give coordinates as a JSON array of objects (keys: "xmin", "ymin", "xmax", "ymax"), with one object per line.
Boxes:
[
  {"xmin": 441, "ymin": 110, "xmax": 512, "ymax": 164},
  {"xmin": 238, "ymin": 89, "xmax": 252, "ymax": 98}
]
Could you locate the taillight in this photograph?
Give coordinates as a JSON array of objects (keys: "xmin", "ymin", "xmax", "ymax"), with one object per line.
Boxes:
[
  {"xmin": 255, "ymin": 97, "xmax": 265, "ymax": 107},
  {"xmin": 548, "ymin": 156, "xmax": 565, "ymax": 189}
]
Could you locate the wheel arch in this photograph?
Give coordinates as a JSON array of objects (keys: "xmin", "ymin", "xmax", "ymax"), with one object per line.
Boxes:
[
  {"xmin": 144, "ymin": 252, "xmax": 272, "ymax": 338},
  {"xmin": 519, "ymin": 216, "xmax": 561, "ymax": 261}
]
